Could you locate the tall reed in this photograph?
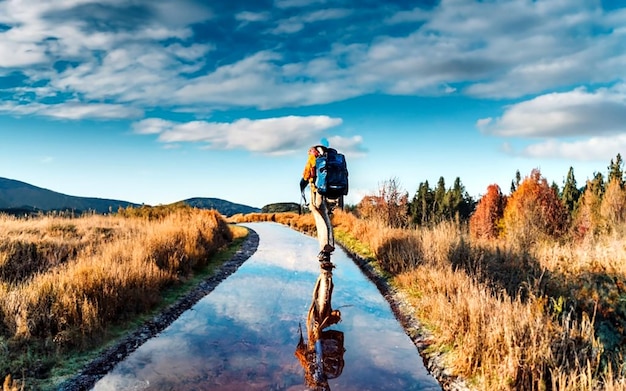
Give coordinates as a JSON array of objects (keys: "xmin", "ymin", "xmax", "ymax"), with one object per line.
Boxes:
[
  {"xmin": 234, "ymin": 209, "xmax": 626, "ymax": 390},
  {"xmin": 0, "ymin": 208, "xmax": 237, "ymax": 385}
]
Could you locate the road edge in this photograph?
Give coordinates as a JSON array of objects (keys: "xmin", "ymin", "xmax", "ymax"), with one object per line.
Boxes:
[
  {"xmin": 57, "ymin": 228, "xmax": 260, "ymax": 391},
  {"xmin": 340, "ymin": 245, "xmax": 471, "ymax": 391}
]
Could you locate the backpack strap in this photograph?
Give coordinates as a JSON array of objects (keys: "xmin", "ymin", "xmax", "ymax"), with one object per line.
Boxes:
[{"xmin": 314, "ymin": 145, "xmax": 327, "ymax": 156}]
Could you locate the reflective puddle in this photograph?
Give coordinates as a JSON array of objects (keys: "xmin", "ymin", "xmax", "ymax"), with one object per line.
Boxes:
[{"xmin": 93, "ymin": 222, "xmax": 441, "ymax": 391}]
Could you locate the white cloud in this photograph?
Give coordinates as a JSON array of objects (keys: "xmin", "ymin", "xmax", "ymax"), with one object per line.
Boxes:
[
  {"xmin": 0, "ymin": 101, "xmax": 142, "ymax": 119},
  {"xmin": 327, "ymin": 135, "xmax": 367, "ymax": 158},
  {"xmin": 301, "ymin": 8, "xmax": 351, "ymax": 23},
  {"xmin": 132, "ymin": 115, "xmax": 347, "ymax": 155},
  {"xmin": 235, "ymin": 11, "xmax": 270, "ymax": 23},
  {"xmin": 0, "ymin": 0, "xmax": 625, "ymax": 119},
  {"xmin": 385, "ymin": 7, "xmax": 431, "ymax": 25},
  {"xmin": 362, "ymin": 0, "xmax": 626, "ymax": 98},
  {"xmin": 132, "ymin": 118, "xmax": 172, "ymax": 134},
  {"xmin": 0, "ymin": 40, "xmax": 47, "ymax": 67},
  {"xmin": 274, "ymin": 0, "xmax": 325, "ymax": 9},
  {"xmin": 269, "ymin": 8, "xmax": 350, "ymax": 35},
  {"xmin": 270, "ymin": 19, "xmax": 304, "ymax": 34},
  {"xmin": 45, "ymin": 103, "xmax": 143, "ymax": 120},
  {"xmin": 477, "ymin": 85, "xmax": 626, "ymax": 137},
  {"xmin": 152, "ymin": 0, "xmax": 213, "ymax": 27},
  {"xmin": 174, "ymin": 51, "xmax": 360, "ymax": 109},
  {"xmin": 47, "ymin": 41, "xmax": 212, "ymax": 106},
  {"xmin": 478, "ymin": 83, "xmax": 626, "ymax": 162},
  {"xmin": 521, "ymin": 135, "xmax": 626, "ymax": 161}
]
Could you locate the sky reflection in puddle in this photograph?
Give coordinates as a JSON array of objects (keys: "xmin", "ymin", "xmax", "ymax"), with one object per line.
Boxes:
[{"xmin": 93, "ymin": 222, "xmax": 441, "ymax": 391}]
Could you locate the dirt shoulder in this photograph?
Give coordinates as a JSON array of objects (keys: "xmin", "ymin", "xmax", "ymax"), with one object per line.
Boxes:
[{"xmin": 58, "ymin": 225, "xmax": 467, "ymax": 391}]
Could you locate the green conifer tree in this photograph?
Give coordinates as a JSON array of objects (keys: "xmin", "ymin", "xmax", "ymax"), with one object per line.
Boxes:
[
  {"xmin": 561, "ymin": 166, "xmax": 581, "ymax": 215},
  {"xmin": 433, "ymin": 176, "xmax": 447, "ymax": 221}
]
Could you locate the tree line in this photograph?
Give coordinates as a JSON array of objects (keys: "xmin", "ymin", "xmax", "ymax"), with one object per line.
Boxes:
[
  {"xmin": 356, "ymin": 176, "xmax": 476, "ymax": 228},
  {"xmin": 356, "ymin": 153, "xmax": 626, "ymax": 239},
  {"xmin": 471, "ymin": 153, "xmax": 626, "ymax": 243}
]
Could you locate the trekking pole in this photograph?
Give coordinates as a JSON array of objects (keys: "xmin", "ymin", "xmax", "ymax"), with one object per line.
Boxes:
[
  {"xmin": 299, "ymin": 190, "xmax": 308, "ymax": 215},
  {"xmin": 301, "ymin": 190, "xmax": 309, "ymax": 207}
]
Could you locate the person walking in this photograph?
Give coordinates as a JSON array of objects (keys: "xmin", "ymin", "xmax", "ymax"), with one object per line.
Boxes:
[{"xmin": 300, "ymin": 141, "xmax": 335, "ymax": 264}]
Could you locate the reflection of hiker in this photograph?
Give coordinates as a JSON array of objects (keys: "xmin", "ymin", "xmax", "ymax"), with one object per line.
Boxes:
[
  {"xmin": 300, "ymin": 140, "xmax": 335, "ymax": 264},
  {"xmin": 295, "ymin": 326, "xmax": 345, "ymax": 391}
]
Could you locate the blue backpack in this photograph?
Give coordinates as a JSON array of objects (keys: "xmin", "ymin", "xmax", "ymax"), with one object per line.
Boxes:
[{"xmin": 315, "ymin": 147, "xmax": 349, "ymax": 199}]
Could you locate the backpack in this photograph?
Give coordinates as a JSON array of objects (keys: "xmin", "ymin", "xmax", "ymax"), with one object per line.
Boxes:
[{"xmin": 315, "ymin": 147, "xmax": 349, "ymax": 199}]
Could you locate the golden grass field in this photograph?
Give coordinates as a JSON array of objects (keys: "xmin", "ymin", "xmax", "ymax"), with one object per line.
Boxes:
[
  {"xmin": 230, "ymin": 210, "xmax": 626, "ymax": 391},
  {"xmin": 3, "ymin": 204, "xmax": 626, "ymax": 390},
  {"xmin": 1, "ymin": 206, "xmax": 246, "ymax": 391}
]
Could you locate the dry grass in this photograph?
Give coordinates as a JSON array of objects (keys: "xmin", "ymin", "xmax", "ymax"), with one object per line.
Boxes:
[
  {"xmin": 234, "ymin": 210, "xmax": 626, "ymax": 390},
  {"xmin": 2, "ymin": 374, "xmax": 23, "ymax": 391},
  {"xmin": 0, "ymin": 208, "xmax": 239, "ymax": 387}
]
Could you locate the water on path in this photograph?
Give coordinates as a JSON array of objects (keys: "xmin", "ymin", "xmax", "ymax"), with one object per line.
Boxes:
[{"xmin": 92, "ymin": 222, "xmax": 441, "ymax": 391}]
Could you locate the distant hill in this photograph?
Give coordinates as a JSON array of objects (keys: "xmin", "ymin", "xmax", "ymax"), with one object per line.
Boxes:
[
  {"xmin": 0, "ymin": 177, "xmax": 260, "ymax": 217},
  {"xmin": 0, "ymin": 177, "xmax": 139, "ymax": 214},
  {"xmin": 182, "ymin": 197, "xmax": 260, "ymax": 217}
]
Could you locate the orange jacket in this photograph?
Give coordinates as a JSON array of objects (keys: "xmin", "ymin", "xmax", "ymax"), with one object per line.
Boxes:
[{"xmin": 302, "ymin": 153, "xmax": 317, "ymax": 182}]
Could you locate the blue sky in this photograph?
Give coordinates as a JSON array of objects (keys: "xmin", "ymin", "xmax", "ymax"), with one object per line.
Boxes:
[{"xmin": 1, "ymin": 0, "xmax": 625, "ymax": 209}]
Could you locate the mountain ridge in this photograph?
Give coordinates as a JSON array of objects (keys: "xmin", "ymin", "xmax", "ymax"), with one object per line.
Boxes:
[{"xmin": 0, "ymin": 177, "xmax": 260, "ymax": 216}]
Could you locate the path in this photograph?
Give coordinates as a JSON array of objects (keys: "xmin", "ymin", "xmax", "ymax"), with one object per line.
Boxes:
[{"xmin": 91, "ymin": 222, "xmax": 441, "ymax": 391}]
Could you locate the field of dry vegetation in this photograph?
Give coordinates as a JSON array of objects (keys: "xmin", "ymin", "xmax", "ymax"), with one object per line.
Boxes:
[
  {"xmin": 230, "ymin": 206, "xmax": 626, "ymax": 391},
  {"xmin": 3, "ymin": 166, "xmax": 626, "ymax": 391},
  {"xmin": 1, "ymin": 205, "xmax": 243, "ymax": 391}
]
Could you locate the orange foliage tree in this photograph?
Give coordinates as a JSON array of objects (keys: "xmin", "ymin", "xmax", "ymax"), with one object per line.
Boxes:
[
  {"xmin": 573, "ymin": 176, "xmax": 604, "ymax": 239},
  {"xmin": 469, "ymin": 184, "xmax": 506, "ymax": 239},
  {"xmin": 357, "ymin": 195, "xmax": 383, "ymax": 221},
  {"xmin": 357, "ymin": 177, "xmax": 409, "ymax": 228},
  {"xmin": 600, "ymin": 177, "xmax": 626, "ymax": 230},
  {"xmin": 502, "ymin": 169, "xmax": 567, "ymax": 245}
]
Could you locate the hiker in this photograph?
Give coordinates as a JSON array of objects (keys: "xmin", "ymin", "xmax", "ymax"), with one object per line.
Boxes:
[
  {"xmin": 300, "ymin": 142, "xmax": 335, "ymax": 264},
  {"xmin": 295, "ymin": 328, "xmax": 345, "ymax": 390}
]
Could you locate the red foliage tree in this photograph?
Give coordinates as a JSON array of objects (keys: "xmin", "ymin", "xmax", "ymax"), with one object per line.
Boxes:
[
  {"xmin": 503, "ymin": 169, "xmax": 567, "ymax": 245},
  {"xmin": 469, "ymin": 184, "xmax": 506, "ymax": 239}
]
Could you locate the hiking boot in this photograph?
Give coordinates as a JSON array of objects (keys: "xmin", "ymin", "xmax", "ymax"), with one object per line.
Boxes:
[
  {"xmin": 322, "ymin": 244, "xmax": 335, "ymax": 253},
  {"xmin": 328, "ymin": 310, "xmax": 341, "ymax": 325},
  {"xmin": 317, "ymin": 250, "xmax": 330, "ymax": 262},
  {"xmin": 320, "ymin": 260, "xmax": 334, "ymax": 270}
]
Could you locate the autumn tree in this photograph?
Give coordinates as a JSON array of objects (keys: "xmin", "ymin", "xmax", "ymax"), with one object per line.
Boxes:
[
  {"xmin": 380, "ymin": 177, "xmax": 409, "ymax": 228},
  {"xmin": 469, "ymin": 184, "xmax": 506, "ymax": 239},
  {"xmin": 598, "ymin": 155, "xmax": 626, "ymax": 232},
  {"xmin": 573, "ymin": 178, "xmax": 604, "ymax": 239},
  {"xmin": 356, "ymin": 195, "xmax": 382, "ymax": 221},
  {"xmin": 551, "ymin": 181, "xmax": 560, "ymax": 198},
  {"xmin": 502, "ymin": 169, "xmax": 568, "ymax": 246},
  {"xmin": 358, "ymin": 177, "xmax": 409, "ymax": 228},
  {"xmin": 600, "ymin": 177, "xmax": 626, "ymax": 230},
  {"xmin": 588, "ymin": 172, "xmax": 605, "ymax": 197}
]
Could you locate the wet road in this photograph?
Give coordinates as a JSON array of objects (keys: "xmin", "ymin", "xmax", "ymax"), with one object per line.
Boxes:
[{"xmin": 92, "ymin": 222, "xmax": 441, "ymax": 391}]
